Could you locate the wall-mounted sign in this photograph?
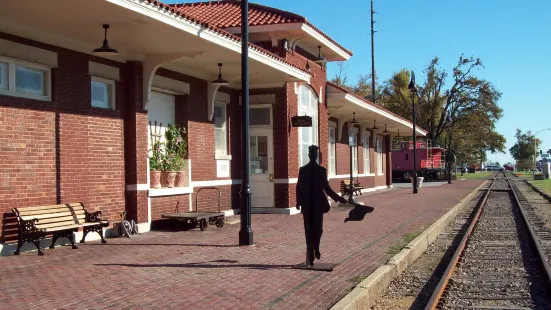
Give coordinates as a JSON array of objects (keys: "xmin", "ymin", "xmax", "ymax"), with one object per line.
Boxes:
[
  {"xmin": 216, "ymin": 160, "xmax": 230, "ymax": 178},
  {"xmin": 291, "ymin": 116, "xmax": 312, "ymax": 127}
]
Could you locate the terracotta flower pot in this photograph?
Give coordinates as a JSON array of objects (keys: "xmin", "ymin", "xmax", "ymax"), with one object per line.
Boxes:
[
  {"xmin": 161, "ymin": 171, "xmax": 177, "ymax": 188},
  {"xmin": 175, "ymin": 171, "xmax": 186, "ymax": 187},
  {"xmin": 150, "ymin": 171, "xmax": 161, "ymax": 189}
]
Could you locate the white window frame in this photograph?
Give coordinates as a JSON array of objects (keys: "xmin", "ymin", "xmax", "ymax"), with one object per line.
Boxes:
[
  {"xmin": 328, "ymin": 123, "xmax": 336, "ymax": 175},
  {"xmin": 91, "ymin": 76, "xmax": 116, "ymax": 110},
  {"xmin": 0, "ymin": 55, "xmax": 51, "ymax": 101},
  {"xmin": 298, "ymin": 85, "xmax": 319, "ymax": 167},
  {"xmin": 363, "ymin": 132, "xmax": 371, "ymax": 175},
  {"xmin": 377, "ymin": 135, "xmax": 384, "ymax": 175},
  {"xmin": 214, "ymin": 101, "xmax": 228, "ymax": 157}
]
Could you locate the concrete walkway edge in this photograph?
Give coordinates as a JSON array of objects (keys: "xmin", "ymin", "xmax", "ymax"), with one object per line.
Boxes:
[{"xmin": 330, "ymin": 180, "xmax": 488, "ymax": 310}]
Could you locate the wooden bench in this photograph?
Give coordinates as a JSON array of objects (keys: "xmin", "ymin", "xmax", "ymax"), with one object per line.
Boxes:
[
  {"xmin": 340, "ymin": 180, "xmax": 364, "ymax": 197},
  {"xmin": 12, "ymin": 202, "xmax": 109, "ymax": 256}
]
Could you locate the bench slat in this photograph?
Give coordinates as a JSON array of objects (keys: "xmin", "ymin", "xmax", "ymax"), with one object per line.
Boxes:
[
  {"xmin": 20, "ymin": 210, "xmax": 85, "ymax": 220},
  {"xmin": 15, "ymin": 203, "xmax": 84, "ymax": 212},
  {"xmin": 36, "ymin": 221, "xmax": 82, "ymax": 229},
  {"xmin": 19, "ymin": 208, "xmax": 84, "ymax": 216},
  {"xmin": 27, "ymin": 214, "xmax": 86, "ymax": 225},
  {"xmin": 41, "ymin": 221, "xmax": 108, "ymax": 232}
]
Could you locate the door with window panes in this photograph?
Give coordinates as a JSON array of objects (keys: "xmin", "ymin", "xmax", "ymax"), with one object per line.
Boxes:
[{"xmin": 249, "ymin": 106, "xmax": 274, "ymax": 208}]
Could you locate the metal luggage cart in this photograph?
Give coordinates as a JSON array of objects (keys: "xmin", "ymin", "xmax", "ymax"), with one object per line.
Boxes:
[{"xmin": 161, "ymin": 187, "xmax": 225, "ymax": 231}]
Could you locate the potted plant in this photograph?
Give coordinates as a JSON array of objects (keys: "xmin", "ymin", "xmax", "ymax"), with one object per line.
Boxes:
[
  {"xmin": 160, "ymin": 149, "xmax": 177, "ymax": 188},
  {"xmin": 149, "ymin": 141, "xmax": 163, "ymax": 189},
  {"xmin": 165, "ymin": 124, "xmax": 188, "ymax": 188}
]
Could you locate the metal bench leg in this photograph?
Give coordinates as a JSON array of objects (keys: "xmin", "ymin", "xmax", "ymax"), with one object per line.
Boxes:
[
  {"xmin": 14, "ymin": 235, "xmax": 23, "ymax": 255},
  {"xmin": 49, "ymin": 233, "xmax": 59, "ymax": 249},
  {"xmin": 64, "ymin": 231, "xmax": 78, "ymax": 249},
  {"xmin": 80, "ymin": 227, "xmax": 90, "ymax": 244},
  {"xmin": 32, "ymin": 237, "xmax": 44, "ymax": 256}
]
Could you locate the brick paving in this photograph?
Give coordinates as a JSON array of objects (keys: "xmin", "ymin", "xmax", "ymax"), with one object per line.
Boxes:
[{"xmin": 0, "ymin": 180, "xmax": 483, "ymax": 310}]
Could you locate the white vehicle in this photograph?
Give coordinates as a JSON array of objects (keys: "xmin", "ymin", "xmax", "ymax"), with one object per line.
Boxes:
[{"xmin": 486, "ymin": 165, "xmax": 503, "ymax": 171}]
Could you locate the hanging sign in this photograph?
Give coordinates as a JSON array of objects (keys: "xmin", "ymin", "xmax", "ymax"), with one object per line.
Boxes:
[{"xmin": 291, "ymin": 116, "xmax": 312, "ymax": 127}]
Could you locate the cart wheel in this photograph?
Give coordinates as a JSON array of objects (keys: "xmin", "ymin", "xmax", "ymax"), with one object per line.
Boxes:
[
  {"xmin": 216, "ymin": 219, "xmax": 224, "ymax": 228},
  {"xmin": 200, "ymin": 219, "xmax": 207, "ymax": 231}
]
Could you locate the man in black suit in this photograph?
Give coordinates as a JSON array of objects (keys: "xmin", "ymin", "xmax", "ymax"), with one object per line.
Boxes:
[{"xmin": 296, "ymin": 145, "xmax": 347, "ymax": 267}]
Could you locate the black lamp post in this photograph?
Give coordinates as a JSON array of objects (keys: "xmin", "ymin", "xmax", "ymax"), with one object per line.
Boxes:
[
  {"xmin": 408, "ymin": 71, "xmax": 418, "ymax": 194},
  {"xmin": 239, "ymin": 0, "xmax": 253, "ymax": 246},
  {"xmin": 348, "ymin": 114, "xmax": 359, "ymax": 203},
  {"xmin": 445, "ymin": 111, "xmax": 453, "ymax": 184}
]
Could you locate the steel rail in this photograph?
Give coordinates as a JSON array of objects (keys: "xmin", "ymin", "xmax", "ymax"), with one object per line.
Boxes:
[
  {"xmin": 424, "ymin": 173, "xmax": 499, "ymax": 310},
  {"xmin": 508, "ymin": 173, "xmax": 551, "ymax": 289}
]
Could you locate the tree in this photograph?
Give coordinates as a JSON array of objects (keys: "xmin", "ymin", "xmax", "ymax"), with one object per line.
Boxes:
[
  {"xmin": 509, "ymin": 129, "xmax": 541, "ymax": 167},
  {"xmin": 330, "ymin": 62, "xmax": 349, "ymax": 88},
  {"xmin": 380, "ymin": 56, "xmax": 503, "ymax": 145}
]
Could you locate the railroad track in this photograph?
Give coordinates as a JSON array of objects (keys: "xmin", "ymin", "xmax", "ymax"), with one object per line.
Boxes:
[{"xmin": 425, "ymin": 172, "xmax": 551, "ymax": 309}]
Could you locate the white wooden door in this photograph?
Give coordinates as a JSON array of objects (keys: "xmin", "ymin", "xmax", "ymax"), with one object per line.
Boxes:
[{"xmin": 249, "ymin": 128, "xmax": 274, "ymax": 208}]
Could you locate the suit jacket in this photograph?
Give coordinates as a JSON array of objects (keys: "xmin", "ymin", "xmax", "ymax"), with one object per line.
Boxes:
[{"xmin": 296, "ymin": 162, "xmax": 342, "ymax": 214}]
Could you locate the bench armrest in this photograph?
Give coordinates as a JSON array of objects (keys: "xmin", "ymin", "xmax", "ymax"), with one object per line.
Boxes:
[
  {"xmin": 19, "ymin": 218, "xmax": 44, "ymax": 233},
  {"xmin": 84, "ymin": 210, "xmax": 103, "ymax": 223}
]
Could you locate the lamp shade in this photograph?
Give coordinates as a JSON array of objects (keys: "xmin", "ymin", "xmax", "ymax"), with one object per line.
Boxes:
[
  {"xmin": 211, "ymin": 63, "xmax": 229, "ymax": 86},
  {"xmin": 93, "ymin": 24, "xmax": 118, "ymax": 56}
]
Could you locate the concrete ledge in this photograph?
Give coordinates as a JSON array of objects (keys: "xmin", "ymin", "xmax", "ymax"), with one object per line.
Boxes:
[
  {"xmin": 234, "ymin": 207, "xmax": 301, "ymax": 215},
  {"xmin": 330, "ymin": 180, "xmax": 488, "ymax": 310}
]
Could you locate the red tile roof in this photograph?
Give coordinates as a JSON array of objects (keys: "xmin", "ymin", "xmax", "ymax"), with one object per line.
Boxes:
[
  {"xmin": 169, "ymin": 1, "xmax": 353, "ymax": 57},
  {"xmin": 140, "ymin": 0, "xmax": 310, "ymax": 76},
  {"xmin": 326, "ymin": 81, "xmax": 428, "ymax": 135}
]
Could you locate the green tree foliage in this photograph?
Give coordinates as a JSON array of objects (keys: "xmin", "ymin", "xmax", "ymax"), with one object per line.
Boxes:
[{"xmin": 509, "ymin": 129, "xmax": 540, "ymax": 162}]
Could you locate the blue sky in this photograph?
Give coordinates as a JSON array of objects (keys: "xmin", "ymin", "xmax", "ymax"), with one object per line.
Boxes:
[{"xmin": 168, "ymin": 0, "xmax": 551, "ymax": 165}]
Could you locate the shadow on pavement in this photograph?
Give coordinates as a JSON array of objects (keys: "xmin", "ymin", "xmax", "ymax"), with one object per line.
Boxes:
[
  {"xmin": 344, "ymin": 204, "xmax": 375, "ymax": 223},
  {"xmin": 96, "ymin": 259, "xmax": 297, "ymax": 270},
  {"xmin": 85, "ymin": 243, "xmax": 239, "ymax": 247}
]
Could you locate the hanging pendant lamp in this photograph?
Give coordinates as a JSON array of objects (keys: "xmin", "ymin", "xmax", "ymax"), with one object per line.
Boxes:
[
  {"xmin": 350, "ymin": 112, "xmax": 359, "ymax": 124},
  {"xmin": 396, "ymin": 130, "xmax": 401, "ymax": 138},
  {"xmin": 313, "ymin": 46, "xmax": 325, "ymax": 64},
  {"xmin": 211, "ymin": 63, "xmax": 229, "ymax": 86},
  {"xmin": 93, "ymin": 24, "xmax": 118, "ymax": 56},
  {"xmin": 371, "ymin": 120, "xmax": 378, "ymax": 130},
  {"xmin": 383, "ymin": 124, "xmax": 388, "ymax": 133}
]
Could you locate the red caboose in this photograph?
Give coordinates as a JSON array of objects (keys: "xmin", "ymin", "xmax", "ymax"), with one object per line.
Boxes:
[{"xmin": 392, "ymin": 140, "xmax": 447, "ymax": 182}]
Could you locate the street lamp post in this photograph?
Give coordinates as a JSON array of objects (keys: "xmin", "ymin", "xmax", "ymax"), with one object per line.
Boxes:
[
  {"xmin": 408, "ymin": 71, "xmax": 418, "ymax": 194},
  {"xmin": 239, "ymin": 0, "xmax": 253, "ymax": 246},
  {"xmin": 533, "ymin": 128, "xmax": 550, "ymax": 172},
  {"xmin": 446, "ymin": 111, "xmax": 453, "ymax": 184},
  {"xmin": 348, "ymin": 115, "xmax": 359, "ymax": 203}
]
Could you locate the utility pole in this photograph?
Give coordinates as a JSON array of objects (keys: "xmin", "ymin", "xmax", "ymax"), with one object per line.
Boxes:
[{"xmin": 370, "ymin": 0, "xmax": 376, "ymax": 104}]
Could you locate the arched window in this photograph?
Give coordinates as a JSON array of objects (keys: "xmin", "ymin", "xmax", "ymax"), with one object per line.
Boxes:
[{"xmin": 298, "ymin": 85, "xmax": 319, "ymax": 166}]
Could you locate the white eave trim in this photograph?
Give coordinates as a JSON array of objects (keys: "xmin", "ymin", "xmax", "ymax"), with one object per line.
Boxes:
[
  {"xmin": 108, "ymin": 0, "xmax": 310, "ymax": 83},
  {"xmin": 301, "ymin": 24, "xmax": 351, "ymax": 61},
  {"xmin": 341, "ymin": 93, "xmax": 427, "ymax": 136}
]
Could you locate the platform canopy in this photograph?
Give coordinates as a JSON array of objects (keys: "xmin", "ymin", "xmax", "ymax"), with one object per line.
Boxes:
[
  {"xmin": 0, "ymin": 0, "xmax": 310, "ymax": 91},
  {"xmin": 326, "ymin": 82, "xmax": 427, "ymax": 140}
]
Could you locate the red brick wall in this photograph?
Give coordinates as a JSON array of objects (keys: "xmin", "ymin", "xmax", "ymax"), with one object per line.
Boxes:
[{"xmin": 0, "ymin": 34, "xmax": 126, "ymax": 241}]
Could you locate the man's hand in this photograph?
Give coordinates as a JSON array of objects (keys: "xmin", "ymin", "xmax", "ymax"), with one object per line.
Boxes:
[
  {"xmin": 296, "ymin": 203, "xmax": 301, "ymax": 210},
  {"xmin": 338, "ymin": 197, "xmax": 347, "ymax": 204}
]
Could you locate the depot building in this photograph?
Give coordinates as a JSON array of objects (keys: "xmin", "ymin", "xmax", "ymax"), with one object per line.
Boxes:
[{"xmin": 0, "ymin": 0, "xmax": 426, "ymax": 250}]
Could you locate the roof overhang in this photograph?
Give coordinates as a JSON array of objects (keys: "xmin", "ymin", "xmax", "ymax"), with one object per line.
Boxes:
[
  {"xmin": 0, "ymin": 0, "xmax": 310, "ymax": 88},
  {"xmin": 226, "ymin": 23, "xmax": 352, "ymax": 62},
  {"xmin": 327, "ymin": 83, "xmax": 427, "ymax": 139}
]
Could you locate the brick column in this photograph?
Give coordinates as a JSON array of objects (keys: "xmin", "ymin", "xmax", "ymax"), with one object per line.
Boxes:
[{"xmin": 123, "ymin": 61, "xmax": 149, "ymax": 223}]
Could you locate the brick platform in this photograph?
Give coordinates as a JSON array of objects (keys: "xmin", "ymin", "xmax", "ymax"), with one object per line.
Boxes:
[{"xmin": 0, "ymin": 180, "xmax": 483, "ymax": 310}]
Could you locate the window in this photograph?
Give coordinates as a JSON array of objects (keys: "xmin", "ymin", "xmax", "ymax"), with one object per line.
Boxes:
[
  {"xmin": 91, "ymin": 77, "xmax": 116, "ymax": 109},
  {"xmin": 377, "ymin": 136, "xmax": 383, "ymax": 174},
  {"xmin": 298, "ymin": 85, "xmax": 319, "ymax": 167},
  {"xmin": 0, "ymin": 57, "xmax": 50, "ymax": 100},
  {"xmin": 0, "ymin": 62, "xmax": 7, "ymax": 90},
  {"xmin": 214, "ymin": 102, "xmax": 228, "ymax": 156},
  {"xmin": 328, "ymin": 126, "xmax": 336, "ymax": 175},
  {"xmin": 250, "ymin": 106, "xmax": 271, "ymax": 126},
  {"xmin": 351, "ymin": 132, "xmax": 358, "ymax": 175},
  {"xmin": 363, "ymin": 134, "xmax": 370, "ymax": 174}
]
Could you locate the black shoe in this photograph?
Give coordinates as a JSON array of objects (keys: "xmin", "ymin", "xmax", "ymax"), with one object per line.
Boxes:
[{"xmin": 315, "ymin": 250, "xmax": 321, "ymax": 260}]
